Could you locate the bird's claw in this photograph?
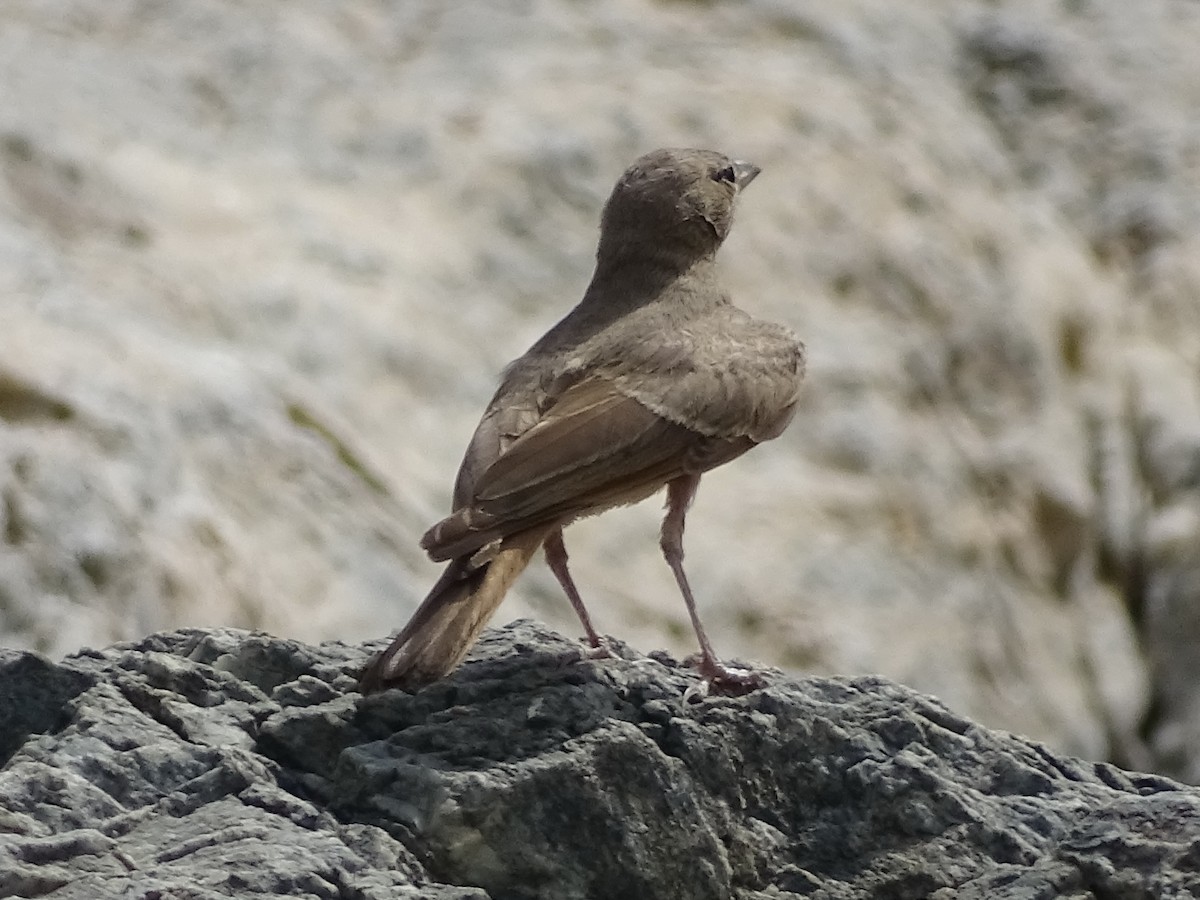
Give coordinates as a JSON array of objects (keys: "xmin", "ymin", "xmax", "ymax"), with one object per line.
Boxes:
[
  {"xmin": 580, "ymin": 638, "xmax": 616, "ymax": 660},
  {"xmin": 683, "ymin": 656, "xmax": 766, "ymax": 701},
  {"xmin": 683, "ymin": 680, "xmax": 711, "ymax": 703}
]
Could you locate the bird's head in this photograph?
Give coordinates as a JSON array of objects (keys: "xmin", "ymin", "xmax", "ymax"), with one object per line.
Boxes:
[{"xmin": 596, "ymin": 148, "xmax": 760, "ymax": 269}]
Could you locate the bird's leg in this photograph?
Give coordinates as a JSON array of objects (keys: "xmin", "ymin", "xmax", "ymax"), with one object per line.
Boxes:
[
  {"xmin": 661, "ymin": 474, "xmax": 765, "ymax": 696},
  {"xmin": 544, "ymin": 527, "xmax": 611, "ymax": 657}
]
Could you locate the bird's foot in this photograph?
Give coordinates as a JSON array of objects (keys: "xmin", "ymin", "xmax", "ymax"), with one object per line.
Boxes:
[
  {"xmin": 682, "ymin": 654, "xmax": 767, "ymax": 701},
  {"xmin": 579, "ymin": 636, "xmax": 616, "ymax": 660}
]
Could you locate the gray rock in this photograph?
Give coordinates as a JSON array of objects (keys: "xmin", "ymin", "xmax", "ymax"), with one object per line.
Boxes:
[{"xmin": 2, "ymin": 623, "xmax": 1197, "ymax": 899}]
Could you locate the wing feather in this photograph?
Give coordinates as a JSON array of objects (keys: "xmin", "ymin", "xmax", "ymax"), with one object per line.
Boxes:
[{"xmin": 422, "ymin": 376, "xmax": 729, "ymax": 561}]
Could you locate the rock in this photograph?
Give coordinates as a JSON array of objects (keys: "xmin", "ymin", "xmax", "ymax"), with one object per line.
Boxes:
[{"xmin": 2, "ymin": 623, "xmax": 1198, "ymax": 899}]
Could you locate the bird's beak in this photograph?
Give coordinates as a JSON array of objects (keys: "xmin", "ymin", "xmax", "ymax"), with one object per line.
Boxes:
[{"xmin": 731, "ymin": 160, "xmax": 761, "ymax": 190}]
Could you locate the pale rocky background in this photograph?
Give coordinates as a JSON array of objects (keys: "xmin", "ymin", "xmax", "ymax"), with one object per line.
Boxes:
[{"xmin": 1, "ymin": 0, "xmax": 1198, "ymax": 779}]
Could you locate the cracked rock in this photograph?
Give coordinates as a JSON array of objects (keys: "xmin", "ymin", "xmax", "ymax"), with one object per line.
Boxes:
[{"xmin": 2, "ymin": 621, "xmax": 1198, "ymax": 899}]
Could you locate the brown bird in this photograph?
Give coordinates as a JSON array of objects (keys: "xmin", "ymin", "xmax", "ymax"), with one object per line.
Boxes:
[{"xmin": 360, "ymin": 147, "xmax": 805, "ymax": 695}]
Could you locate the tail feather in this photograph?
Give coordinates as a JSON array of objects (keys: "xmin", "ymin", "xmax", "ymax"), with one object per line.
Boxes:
[{"xmin": 359, "ymin": 524, "xmax": 553, "ymax": 693}]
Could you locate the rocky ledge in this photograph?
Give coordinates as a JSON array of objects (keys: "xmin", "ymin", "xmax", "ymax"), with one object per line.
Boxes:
[{"xmin": 1, "ymin": 621, "xmax": 1197, "ymax": 899}]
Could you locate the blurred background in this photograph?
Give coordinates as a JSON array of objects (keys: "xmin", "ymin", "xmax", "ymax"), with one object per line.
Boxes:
[{"xmin": 1, "ymin": 1, "xmax": 1198, "ymax": 780}]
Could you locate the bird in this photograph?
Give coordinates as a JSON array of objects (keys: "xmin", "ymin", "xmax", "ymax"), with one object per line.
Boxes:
[{"xmin": 359, "ymin": 147, "xmax": 805, "ymax": 695}]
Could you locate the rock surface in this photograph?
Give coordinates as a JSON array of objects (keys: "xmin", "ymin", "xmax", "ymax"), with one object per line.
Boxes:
[
  {"xmin": 2, "ymin": 0, "xmax": 1199, "ymax": 780},
  {"xmin": 2, "ymin": 623, "xmax": 1199, "ymax": 899}
]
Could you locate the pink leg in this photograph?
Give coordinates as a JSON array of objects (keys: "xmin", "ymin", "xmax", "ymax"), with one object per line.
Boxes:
[
  {"xmin": 661, "ymin": 474, "xmax": 764, "ymax": 695},
  {"xmin": 544, "ymin": 528, "xmax": 607, "ymax": 651}
]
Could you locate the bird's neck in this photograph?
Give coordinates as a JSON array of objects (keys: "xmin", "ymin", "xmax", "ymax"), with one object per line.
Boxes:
[
  {"xmin": 523, "ymin": 254, "xmax": 726, "ymax": 361},
  {"xmin": 587, "ymin": 252, "xmax": 721, "ymax": 308}
]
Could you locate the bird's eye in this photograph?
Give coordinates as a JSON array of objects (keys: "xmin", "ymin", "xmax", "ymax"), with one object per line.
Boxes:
[{"xmin": 712, "ymin": 165, "xmax": 736, "ymax": 184}]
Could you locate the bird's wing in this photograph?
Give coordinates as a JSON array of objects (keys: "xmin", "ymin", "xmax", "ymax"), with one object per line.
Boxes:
[
  {"xmin": 450, "ymin": 389, "xmax": 543, "ymax": 511},
  {"xmin": 422, "ymin": 375, "xmax": 751, "ymax": 561},
  {"xmin": 609, "ymin": 312, "xmax": 806, "ymax": 443}
]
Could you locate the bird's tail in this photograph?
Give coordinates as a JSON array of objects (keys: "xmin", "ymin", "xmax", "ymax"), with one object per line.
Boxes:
[{"xmin": 359, "ymin": 524, "xmax": 552, "ymax": 693}]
